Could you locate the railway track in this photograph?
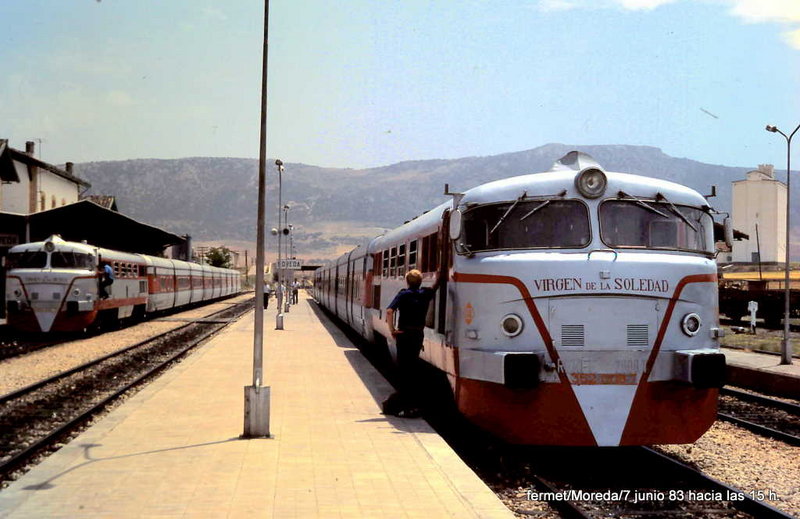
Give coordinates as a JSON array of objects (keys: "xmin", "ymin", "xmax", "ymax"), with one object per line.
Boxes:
[
  {"xmin": 0, "ymin": 297, "xmax": 254, "ymax": 484},
  {"xmin": 0, "ymin": 293, "xmax": 247, "ymax": 362},
  {"xmin": 718, "ymin": 387, "xmax": 800, "ymax": 446},
  {"xmin": 0, "ymin": 335, "xmax": 61, "ymax": 362}
]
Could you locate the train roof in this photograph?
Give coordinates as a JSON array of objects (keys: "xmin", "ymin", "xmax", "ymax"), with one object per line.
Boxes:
[
  {"xmin": 462, "ymin": 152, "xmax": 709, "ymax": 209},
  {"xmin": 327, "ymin": 151, "xmax": 713, "ymax": 263}
]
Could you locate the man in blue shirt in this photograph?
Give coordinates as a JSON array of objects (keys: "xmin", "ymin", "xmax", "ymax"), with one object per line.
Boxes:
[
  {"xmin": 98, "ymin": 261, "xmax": 114, "ymax": 299},
  {"xmin": 385, "ymin": 269, "xmax": 440, "ymax": 417}
]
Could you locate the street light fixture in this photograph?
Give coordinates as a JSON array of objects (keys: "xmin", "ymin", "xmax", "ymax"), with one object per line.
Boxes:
[
  {"xmin": 765, "ymin": 122, "xmax": 800, "ymax": 365},
  {"xmin": 275, "ymin": 159, "xmax": 285, "ymax": 330},
  {"xmin": 283, "ymin": 205, "xmax": 291, "ymax": 312}
]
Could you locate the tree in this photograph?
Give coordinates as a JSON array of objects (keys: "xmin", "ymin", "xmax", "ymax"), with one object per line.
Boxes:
[{"xmin": 205, "ymin": 246, "xmax": 233, "ymax": 268}]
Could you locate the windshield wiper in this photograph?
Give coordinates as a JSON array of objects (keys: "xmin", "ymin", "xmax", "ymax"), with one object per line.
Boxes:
[
  {"xmin": 490, "ymin": 191, "xmax": 527, "ymax": 235},
  {"xmin": 618, "ymin": 191, "xmax": 669, "ymax": 219},
  {"xmin": 519, "ymin": 200, "xmax": 550, "ymax": 221},
  {"xmin": 656, "ymin": 193, "xmax": 698, "ymax": 232}
]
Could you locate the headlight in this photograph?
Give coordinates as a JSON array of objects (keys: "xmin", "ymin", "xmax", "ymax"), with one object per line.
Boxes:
[
  {"xmin": 14, "ymin": 289, "xmax": 22, "ymax": 297},
  {"xmin": 501, "ymin": 314, "xmax": 524, "ymax": 337},
  {"xmin": 681, "ymin": 313, "xmax": 702, "ymax": 336},
  {"xmin": 44, "ymin": 241, "xmax": 55, "ymax": 252},
  {"xmin": 73, "ymin": 289, "xmax": 81, "ymax": 296},
  {"xmin": 575, "ymin": 168, "xmax": 607, "ymax": 199}
]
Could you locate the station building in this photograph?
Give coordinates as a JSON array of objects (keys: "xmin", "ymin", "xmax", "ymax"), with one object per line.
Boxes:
[
  {"xmin": 728, "ymin": 164, "xmax": 786, "ymax": 264},
  {"xmin": 0, "ymin": 140, "xmax": 187, "ymax": 320}
]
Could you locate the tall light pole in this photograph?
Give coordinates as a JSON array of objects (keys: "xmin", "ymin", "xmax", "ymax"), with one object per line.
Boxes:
[
  {"xmin": 274, "ymin": 160, "xmax": 285, "ymax": 330},
  {"xmin": 243, "ymin": 0, "xmax": 271, "ymax": 438},
  {"xmin": 766, "ymin": 123, "xmax": 800, "ymax": 365},
  {"xmin": 283, "ymin": 205, "xmax": 291, "ymax": 312}
]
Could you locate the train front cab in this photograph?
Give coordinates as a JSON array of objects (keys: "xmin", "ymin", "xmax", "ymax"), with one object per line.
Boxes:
[{"xmin": 441, "ymin": 155, "xmax": 726, "ymax": 446}]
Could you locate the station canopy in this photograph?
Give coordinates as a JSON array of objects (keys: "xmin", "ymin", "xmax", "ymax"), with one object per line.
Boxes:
[{"xmin": 12, "ymin": 200, "xmax": 186, "ymax": 255}]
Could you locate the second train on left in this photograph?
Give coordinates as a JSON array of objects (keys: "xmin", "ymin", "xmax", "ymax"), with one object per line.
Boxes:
[{"xmin": 5, "ymin": 235, "xmax": 241, "ymax": 333}]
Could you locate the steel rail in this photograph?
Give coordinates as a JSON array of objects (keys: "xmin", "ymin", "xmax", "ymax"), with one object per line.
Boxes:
[
  {"xmin": 721, "ymin": 387, "xmax": 800, "ymax": 415},
  {"xmin": 0, "ymin": 291, "xmax": 246, "ymax": 362},
  {"xmin": 718, "ymin": 412, "xmax": 800, "ymax": 446},
  {"xmin": 0, "ymin": 302, "xmax": 251, "ymax": 478},
  {"xmin": 642, "ymin": 447, "xmax": 795, "ymax": 519}
]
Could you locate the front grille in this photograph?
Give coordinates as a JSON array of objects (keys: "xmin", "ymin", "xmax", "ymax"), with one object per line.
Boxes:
[
  {"xmin": 627, "ymin": 324, "xmax": 649, "ymax": 346},
  {"xmin": 561, "ymin": 324, "xmax": 584, "ymax": 347}
]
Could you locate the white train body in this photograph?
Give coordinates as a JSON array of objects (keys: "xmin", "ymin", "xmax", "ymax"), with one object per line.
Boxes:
[
  {"xmin": 314, "ymin": 152, "xmax": 725, "ymax": 446},
  {"xmin": 5, "ymin": 235, "xmax": 241, "ymax": 333}
]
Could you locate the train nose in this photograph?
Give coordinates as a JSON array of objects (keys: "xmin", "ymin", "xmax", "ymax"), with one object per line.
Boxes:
[{"xmin": 26, "ymin": 283, "xmax": 66, "ymax": 332}]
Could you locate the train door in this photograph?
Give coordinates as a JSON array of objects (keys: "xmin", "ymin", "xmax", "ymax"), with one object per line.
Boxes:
[
  {"xmin": 438, "ymin": 210, "xmax": 451, "ymax": 336},
  {"xmin": 344, "ymin": 252, "xmax": 352, "ymax": 324},
  {"xmin": 334, "ymin": 264, "xmax": 340, "ymax": 316}
]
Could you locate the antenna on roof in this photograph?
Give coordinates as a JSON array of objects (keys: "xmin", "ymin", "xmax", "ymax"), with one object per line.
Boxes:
[{"xmin": 444, "ymin": 183, "xmax": 464, "ymax": 210}]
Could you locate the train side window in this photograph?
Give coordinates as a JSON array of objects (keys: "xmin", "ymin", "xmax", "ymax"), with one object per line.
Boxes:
[
  {"xmin": 113, "ymin": 262, "xmax": 120, "ymax": 276},
  {"xmin": 408, "ymin": 240, "xmax": 418, "ymax": 270},
  {"xmin": 382, "ymin": 250, "xmax": 389, "ymax": 277},
  {"xmin": 428, "ymin": 233, "xmax": 439, "ymax": 270},
  {"xmin": 389, "ymin": 246, "xmax": 397, "ymax": 277},
  {"xmin": 398, "ymin": 244, "xmax": 406, "ymax": 277}
]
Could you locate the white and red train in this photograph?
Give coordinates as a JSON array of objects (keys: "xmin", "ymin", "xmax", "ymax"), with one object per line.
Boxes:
[
  {"xmin": 4, "ymin": 235, "xmax": 241, "ymax": 333},
  {"xmin": 314, "ymin": 151, "xmax": 728, "ymax": 446}
]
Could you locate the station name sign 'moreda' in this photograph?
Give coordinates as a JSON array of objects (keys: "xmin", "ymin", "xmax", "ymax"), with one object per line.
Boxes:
[
  {"xmin": 278, "ymin": 259, "xmax": 302, "ymax": 270},
  {"xmin": 532, "ymin": 277, "xmax": 670, "ymax": 293}
]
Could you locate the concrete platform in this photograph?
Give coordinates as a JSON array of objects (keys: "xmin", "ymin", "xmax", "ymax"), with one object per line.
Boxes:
[
  {"xmin": 722, "ymin": 347, "xmax": 800, "ymax": 399},
  {"xmin": 0, "ymin": 293, "xmax": 513, "ymax": 518}
]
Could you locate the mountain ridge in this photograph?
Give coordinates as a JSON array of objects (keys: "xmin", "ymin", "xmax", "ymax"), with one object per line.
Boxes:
[{"xmin": 74, "ymin": 144, "xmax": 767, "ymax": 259}]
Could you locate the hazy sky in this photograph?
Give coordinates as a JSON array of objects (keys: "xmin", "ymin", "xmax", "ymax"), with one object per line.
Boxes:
[{"xmin": 1, "ymin": 0, "xmax": 799, "ymax": 169}]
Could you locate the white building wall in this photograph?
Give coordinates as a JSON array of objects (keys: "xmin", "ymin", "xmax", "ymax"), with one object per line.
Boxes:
[
  {"xmin": 39, "ymin": 169, "xmax": 81, "ymax": 209},
  {"xmin": 731, "ymin": 169, "xmax": 786, "ymax": 263},
  {"xmin": 1, "ymin": 161, "xmax": 31, "ymax": 214},
  {"xmin": 0, "ymin": 159, "xmax": 81, "ymax": 214}
]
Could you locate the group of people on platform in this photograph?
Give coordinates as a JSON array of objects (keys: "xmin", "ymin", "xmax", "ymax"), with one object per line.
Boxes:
[{"xmin": 262, "ymin": 280, "xmax": 300, "ymax": 309}]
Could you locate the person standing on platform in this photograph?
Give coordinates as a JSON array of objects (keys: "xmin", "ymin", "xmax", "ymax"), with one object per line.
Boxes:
[
  {"xmin": 291, "ymin": 280, "xmax": 299, "ymax": 304},
  {"xmin": 384, "ymin": 269, "xmax": 440, "ymax": 417},
  {"xmin": 263, "ymin": 282, "xmax": 273, "ymax": 309}
]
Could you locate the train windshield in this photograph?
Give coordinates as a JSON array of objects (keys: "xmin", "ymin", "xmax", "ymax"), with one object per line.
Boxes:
[
  {"xmin": 6, "ymin": 251, "xmax": 48, "ymax": 269},
  {"xmin": 51, "ymin": 251, "xmax": 95, "ymax": 270},
  {"xmin": 462, "ymin": 199, "xmax": 591, "ymax": 251},
  {"xmin": 600, "ymin": 200, "xmax": 713, "ymax": 254}
]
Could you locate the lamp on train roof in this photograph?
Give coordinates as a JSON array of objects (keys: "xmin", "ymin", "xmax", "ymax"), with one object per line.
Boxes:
[{"xmin": 764, "ymin": 121, "xmax": 800, "ymax": 365}]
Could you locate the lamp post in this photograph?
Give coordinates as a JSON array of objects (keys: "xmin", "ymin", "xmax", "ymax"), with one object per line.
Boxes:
[
  {"xmin": 275, "ymin": 159, "xmax": 285, "ymax": 330},
  {"xmin": 283, "ymin": 205, "xmax": 291, "ymax": 312},
  {"xmin": 766, "ymin": 123, "xmax": 800, "ymax": 365},
  {"xmin": 243, "ymin": 0, "xmax": 271, "ymax": 438}
]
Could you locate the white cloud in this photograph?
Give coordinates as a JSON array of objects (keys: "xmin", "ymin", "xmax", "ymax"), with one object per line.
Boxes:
[
  {"xmin": 616, "ymin": 0, "xmax": 678, "ymax": 10},
  {"xmin": 538, "ymin": 0, "xmax": 582, "ymax": 12},
  {"xmin": 783, "ymin": 28, "xmax": 800, "ymax": 49},
  {"xmin": 726, "ymin": 0, "xmax": 800, "ymax": 25},
  {"xmin": 725, "ymin": 0, "xmax": 800, "ymax": 49},
  {"xmin": 106, "ymin": 90, "xmax": 134, "ymax": 107},
  {"xmin": 201, "ymin": 7, "xmax": 228, "ymax": 21},
  {"xmin": 536, "ymin": 0, "xmax": 800, "ymax": 49}
]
